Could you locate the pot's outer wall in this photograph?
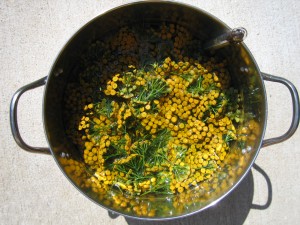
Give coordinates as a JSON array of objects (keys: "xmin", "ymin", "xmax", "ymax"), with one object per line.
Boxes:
[{"xmin": 44, "ymin": 1, "xmax": 266, "ymax": 219}]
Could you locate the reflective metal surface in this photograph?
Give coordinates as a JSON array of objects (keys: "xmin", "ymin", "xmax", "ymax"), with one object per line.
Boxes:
[
  {"xmin": 43, "ymin": 2, "xmax": 268, "ymax": 218},
  {"xmin": 261, "ymin": 73, "xmax": 300, "ymax": 147},
  {"xmin": 10, "ymin": 76, "xmax": 51, "ymax": 155},
  {"xmin": 203, "ymin": 27, "xmax": 247, "ymax": 51}
]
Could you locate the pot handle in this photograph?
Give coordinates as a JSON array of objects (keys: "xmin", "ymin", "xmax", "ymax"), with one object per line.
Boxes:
[
  {"xmin": 10, "ymin": 76, "xmax": 51, "ymax": 155},
  {"xmin": 261, "ymin": 72, "xmax": 300, "ymax": 147}
]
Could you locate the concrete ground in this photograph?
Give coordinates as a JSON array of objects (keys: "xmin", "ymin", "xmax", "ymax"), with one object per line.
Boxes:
[{"xmin": 1, "ymin": 0, "xmax": 299, "ymax": 224}]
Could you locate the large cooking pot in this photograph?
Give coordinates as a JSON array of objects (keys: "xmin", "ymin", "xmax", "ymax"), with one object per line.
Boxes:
[{"xmin": 10, "ymin": 0, "xmax": 299, "ymax": 220}]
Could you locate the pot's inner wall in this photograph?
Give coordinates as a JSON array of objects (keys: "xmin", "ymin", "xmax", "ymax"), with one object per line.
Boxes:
[{"xmin": 44, "ymin": 1, "xmax": 265, "ymax": 218}]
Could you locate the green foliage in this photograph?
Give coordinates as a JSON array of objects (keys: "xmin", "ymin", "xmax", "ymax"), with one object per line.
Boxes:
[{"xmin": 136, "ymin": 78, "xmax": 170, "ymax": 102}]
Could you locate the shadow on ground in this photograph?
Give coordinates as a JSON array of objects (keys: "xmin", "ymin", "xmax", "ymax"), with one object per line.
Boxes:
[{"xmin": 109, "ymin": 163, "xmax": 272, "ymax": 225}]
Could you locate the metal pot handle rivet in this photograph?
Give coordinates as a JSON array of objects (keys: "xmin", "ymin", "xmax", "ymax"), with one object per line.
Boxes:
[
  {"xmin": 261, "ymin": 73, "xmax": 300, "ymax": 147},
  {"xmin": 10, "ymin": 76, "xmax": 51, "ymax": 155}
]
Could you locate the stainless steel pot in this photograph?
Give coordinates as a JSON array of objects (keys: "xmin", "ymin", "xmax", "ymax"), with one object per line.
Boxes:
[{"xmin": 10, "ymin": 1, "xmax": 299, "ymax": 220}]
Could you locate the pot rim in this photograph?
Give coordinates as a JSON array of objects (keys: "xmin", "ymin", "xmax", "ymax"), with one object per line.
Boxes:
[{"xmin": 43, "ymin": 0, "xmax": 267, "ymax": 220}]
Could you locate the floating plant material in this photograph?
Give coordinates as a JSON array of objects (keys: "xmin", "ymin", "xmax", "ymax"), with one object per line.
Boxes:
[{"xmin": 61, "ymin": 23, "xmax": 260, "ymax": 217}]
